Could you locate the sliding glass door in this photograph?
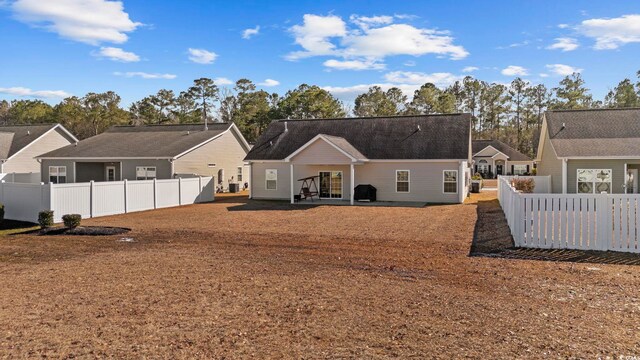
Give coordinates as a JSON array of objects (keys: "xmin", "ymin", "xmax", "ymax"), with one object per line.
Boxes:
[{"xmin": 319, "ymin": 171, "xmax": 343, "ymax": 199}]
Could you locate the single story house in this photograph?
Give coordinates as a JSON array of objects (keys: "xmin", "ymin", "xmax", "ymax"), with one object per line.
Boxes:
[
  {"xmin": 472, "ymin": 139, "xmax": 533, "ymax": 178},
  {"xmin": 536, "ymin": 108, "xmax": 640, "ymax": 194},
  {"xmin": 244, "ymin": 114, "xmax": 472, "ymax": 204},
  {"xmin": 37, "ymin": 123, "xmax": 250, "ymax": 187},
  {"xmin": 0, "ymin": 124, "xmax": 77, "ymax": 174}
]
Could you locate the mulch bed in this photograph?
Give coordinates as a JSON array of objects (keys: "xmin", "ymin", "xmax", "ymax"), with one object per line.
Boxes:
[{"xmin": 31, "ymin": 226, "xmax": 130, "ymax": 236}]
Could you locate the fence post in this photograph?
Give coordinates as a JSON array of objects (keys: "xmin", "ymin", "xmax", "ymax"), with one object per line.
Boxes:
[
  {"xmin": 596, "ymin": 194, "xmax": 609, "ymax": 251},
  {"xmin": 90, "ymin": 180, "xmax": 94, "ymax": 218},
  {"xmin": 178, "ymin": 177, "xmax": 182, "ymax": 205},
  {"xmin": 49, "ymin": 181, "xmax": 54, "ymax": 217},
  {"xmin": 153, "ymin": 178, "xmax": 157, "ymax": 209},
  {"xmin": 123, "ymin": 179, "xmax": 128, "ymax": 213}
]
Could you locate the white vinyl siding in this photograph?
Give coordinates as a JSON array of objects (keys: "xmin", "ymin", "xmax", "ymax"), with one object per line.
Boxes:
[
  {"xmin": 48, "ymin": 166, "xmax": 67, "ymax": 184},
  {"xmin": 396, "ymin": 170, "xmax": 410, "ymax": 193},
  {"xmin": 136, "ymin": 166, "xmax": 157, "ymax": 180},
  {"xmin": 443, "ymin": 170, "xmax": 458, "ymax": 194},
  {"xmin": 265, "ymin": 169, "xmax": 277, "ymax": 190}
]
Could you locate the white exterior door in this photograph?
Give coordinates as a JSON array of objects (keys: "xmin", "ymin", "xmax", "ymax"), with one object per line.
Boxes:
[
  {"xmin": 627, "ymin": 169, "xmax": 638, "ymax": 194},
  {"xmin": 106, "ymin": 166, "xmax": 116, "ymax": 181}
]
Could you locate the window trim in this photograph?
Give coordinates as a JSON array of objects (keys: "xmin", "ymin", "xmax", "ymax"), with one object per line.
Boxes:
[
  {"xmin": 265, "ymin": 169, "xmax": 277, "ymax": 191},
  {"xmin": 513, "ymin": 164, "xmax": 528, "ymax": 175},
  {"xmin": 237, "ymin": 166, "xmax": 243, "ymax": 182},
  {"xmin": 577, "ymin": 168, "xmax": 612, "ymax": 194},
  {"xmin": 396, "ymin": 170, "xmax": 410, "ymax": 193},
  {"xmin": 48, "ymin": 166, "xmax": 67, "ymax": 184},
  {"xmin": 135, "ymin": 166, "xmax": 157, "ymax": 180},
  {"xmin": 443, "ymin": 170, "xmax": 458, "ymax": 194}
]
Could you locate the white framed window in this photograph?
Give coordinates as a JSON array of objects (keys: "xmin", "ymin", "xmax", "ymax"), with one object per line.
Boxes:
[
  {"xmin": 513, "ymin": 164, "xmax": 528, "ymax": 175},
  {"xmin": 136, "ymin": 166, "xmax": 157, "ymax": 180},
  {"xmin": 443, "ymin": 170, "xmax": 458, "ymax": 194},
  {"xmin": 265, "ymin": 169, "xmax": 277, "ymax": 190},
  {"xmin": 396, "ymin": 170, "xmax": 410, "ymax": 193},
  {"xmin": 49, "ymin": 166, "xmax": 67, "ymax": 184},
  {"xmin": 237, "ymin": 167, "xmax": 243, "ymax": 182},
  {"xmin": 577, "ymin": 169, "xmax": 612, "ymax": 194}
]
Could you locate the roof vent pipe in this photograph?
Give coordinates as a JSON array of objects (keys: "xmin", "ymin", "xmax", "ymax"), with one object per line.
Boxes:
[
  {"xmin": 284, "ymin": 121, "xmax": 288, "ymax": 132},
  {"xmin": 561, "ymin": 122, "xmax": 566, "ymax": 130},
  {"xmin": 417, "ymin": 125, "xmax": 421, "ymax": 131},
  {"xmin": 27, "ymin": 130, "xmax": 30, "ymax": 135}
]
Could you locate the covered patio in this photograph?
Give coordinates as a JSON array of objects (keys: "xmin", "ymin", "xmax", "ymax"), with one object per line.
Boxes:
[{"xmin": 285, "ymin": 134, "xmax": 367, "ymax": 205}]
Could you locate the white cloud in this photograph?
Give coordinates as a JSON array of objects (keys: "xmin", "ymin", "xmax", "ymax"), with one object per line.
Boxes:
[
  {"xmin": 214, "ymin": 77, "xmax": 233, "ymax": 85},
  {"xmin": 578, "ymin": 14, "xmax": 640, "ymax": 49},
  {"xmin": 188, "ymin": 48, "xmax": 217, "ymax": 64},
  {"xmin": 342, "ymin": 24, "xmax": 468, "ymax": 60},
  {"xmin": 242, "ymin": 25, "xmax": 260, "ymax": 39},
  {"xmin": 0, "ymin": 86, "xmax": 70, "ymax": 99},
  {"xmin": 545, "ymin": 64, "xmax": 583, "ymax": 76},
  {"xmin": 323, "ymin": 58, "xmax": 385, "ymax": 70},
  {"xmin": 113, "ymin": 71, "xmax": 176, "ymax": 79},
  {"xmin": 558, "ymin": 24, "xmax": 570, "ymax": 29},
  {"xmin": 547, "ymin": 37, "xmax": 579, "ymax": 51},
  {"xmin": 286, "ymin": 14, "xmax": 468, "ymax": 64},
  {"xmin": 501, "ymin": 65, "xmax": 529, "ymax": 76},
  {"xmin": 258, "ymin": 79, "xmax": 280, "ymax": 87},
  {"xmin": 94, "ymin": 46, "xmax": 139, "ymax": 62},
  {"xmin": 539, "ymin": 73, "xmax": 549, "ymax": 78},
  {"xmin": 404, "ymin": 60, "xmax": 416, "ymax": 67},
  {"xmin": 11, "ymin": 0, "xmax": 141, "ymax": 45},
  {"xmin": 349, "ymin": 14, "xmax": 393, "ymax": 29},
  {"xmin": 462, "ymin": 66, "xmax": 478, "ymax": 73},
  {"xmin": 286, "ymin": 14, "xmax": 347, "ymax": 60},
  {"xmin": 384, "ymin": 71, "xmax": 462, "ymax": 87}
]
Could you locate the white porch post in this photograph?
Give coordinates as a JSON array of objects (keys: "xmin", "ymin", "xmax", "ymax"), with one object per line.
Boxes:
[
  {"xmin": 624, "ymin": 163, "xmax": 628, "ymax": 194},
  {"xmin": 248, "ymin": 162, "xmax": 253, "ymax": 199},
  {"xmin": 290, "ymin": 163, "xmax": 294, "ymax": 204},
  {"xmin": 562, "ymin": 158, "xmax": 567, "ymax": 194},
  {"xmin": 459, "ymin": 161, "xmax": 466, "ymax": 203},
  {"xmin": 350, "ymin": 163, "xmax": 355, "ymax": 205}
]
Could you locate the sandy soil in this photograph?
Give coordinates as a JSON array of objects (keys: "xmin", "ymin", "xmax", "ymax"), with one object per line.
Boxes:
[{"xmin": 0, "ymin": 191, "xmax": 638, "ymax": 358}]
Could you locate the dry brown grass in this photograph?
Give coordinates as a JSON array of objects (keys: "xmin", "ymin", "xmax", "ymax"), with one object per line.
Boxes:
[{"xmin": 0, "ymin": 191, "xmax": 639, "ymax": 358}]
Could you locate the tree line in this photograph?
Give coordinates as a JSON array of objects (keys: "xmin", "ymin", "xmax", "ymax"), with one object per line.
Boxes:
[{"xmin": 0, "ymin": 72, "xmax": 639, "ymax": 157}]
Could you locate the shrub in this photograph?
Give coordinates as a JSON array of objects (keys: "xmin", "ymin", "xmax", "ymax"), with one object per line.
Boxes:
[
  {"xmin": 472, "ymin": 173, "xmax": 483, "ymax": 181},
  {"xmin": 512, "ymin": 178, "xmax": 535, "ymax": 193},
  {"xmin": 38, "ymin": 210, "xmax": 54, "ymax": 229},
  {"xmin": 62, "ymin": 214, "xmax": 82, "ymax": 229},
  {"xmin": 531, "ymin": 168, "xmax": 537, "ymax": 176}
]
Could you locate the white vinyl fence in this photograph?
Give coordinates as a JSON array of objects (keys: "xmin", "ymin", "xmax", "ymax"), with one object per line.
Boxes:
[
  {"xmin": 498, "ymin": 177, "xmax": 640, "ymax": 253},
  {"xmin": 0, "ymin": 177, "xmax": 214, "ymax": 223},
  {"xmin": 0, "ymin": 172, "xmax": 41, "ymax": 184},
  {"xmin": 499, "ymin": 175, "xmax": 551, "ymax": 193}
]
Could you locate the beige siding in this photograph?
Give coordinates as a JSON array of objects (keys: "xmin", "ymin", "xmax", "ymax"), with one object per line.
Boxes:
[
  {"xmin": 474, "ymin": 146, "xmax": 499, "ymax": 157},
  {"xmin": 250, "ymin": 162, "xmax": 291, "ymax": 199},
  {"xmin": 536, "ymin": 132, "xmax": 563, "ymax": 193},
  {"xmin": 250, "ymin": 161, "xmax": 462, "ymax": 203},
  {"xmin": 566, "ymin": 159, "xmax": 640, "ymax": 194},
  {"xmin": 173, "ymin": 129, "xmax": 248, "ymax": 187},
  {"xmin": 4, "ymin": 127, "xmax": 75, "ymax": 173},
  {"xmin": 290, "ymin": 139, "xmax": 352, "ymax": 164},
  {"xmin": 355, "ymin": 162, "xmax": 460, "ymax": 203}
]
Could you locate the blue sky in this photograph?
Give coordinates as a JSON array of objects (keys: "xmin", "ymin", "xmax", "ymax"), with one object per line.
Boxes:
[{"xmin": 0, "ymin": 0, "xmax": 639, "ymax": 107}]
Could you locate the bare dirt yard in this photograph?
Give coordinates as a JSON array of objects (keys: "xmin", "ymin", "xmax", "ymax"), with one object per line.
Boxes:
[{"xmin": 0, "ymin": 191, "xmax": 639, "ymax": 358}]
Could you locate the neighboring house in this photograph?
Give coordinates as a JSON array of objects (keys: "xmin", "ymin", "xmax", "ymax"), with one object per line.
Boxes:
[
  {"xmin": 37, "ymin": 123, "xmax": 250, "ymax": 187},
  {"xmin": 536, "ymin": 108, "xmax": 640, "ymax": 194},
  {"xmin": 244, "ymin": 114, "xmax": 472, "ymax": 204},
  {"xmin": 472, "ymin": 139, "xmax": 534, "ymax": 178},
  {"xmin": 0, "ymin": 124, "xmax": 78, "ymax": 174}
]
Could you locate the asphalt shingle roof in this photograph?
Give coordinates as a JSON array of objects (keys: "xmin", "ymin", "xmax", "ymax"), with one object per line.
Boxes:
[
  {"xmin": 545, "ymin": 108, "xmax": 640, "ymax": 157},
  {"xmin": 39, "ymin": 123, "xmax": 232, "ymax": 159},
  {"xmin": 472, "ymin": 139, "xmax": 531, "ymax": 161},
  {"xmin": 244, "ymin": 114, "xmax": 472, "ymax": 161},
  {"xmin": 0, "ymin": 124, "xmax": 58, "ymax": 160}
]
